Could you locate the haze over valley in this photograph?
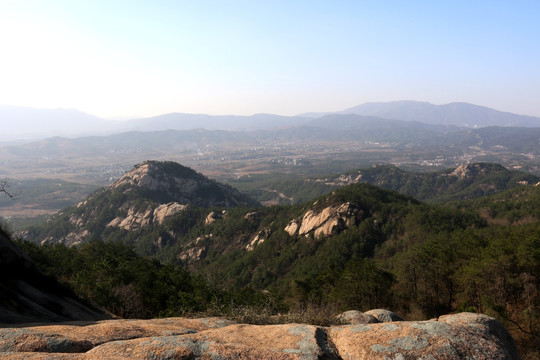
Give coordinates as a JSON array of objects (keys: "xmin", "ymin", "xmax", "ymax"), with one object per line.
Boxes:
[
  {"xmin": 1, "ymin": 101, "xmax": 540, "ymax": 224},
  {"xmin": 2, "ymin": 100, "xmax": 540, "ymax": 143}
]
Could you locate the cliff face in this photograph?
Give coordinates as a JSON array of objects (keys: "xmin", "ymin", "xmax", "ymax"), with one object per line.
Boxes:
[
  {"xmin": 0, "ymin": 312, "xmax": 520, "ymax": 359},
  {"xmin": 0, "ymin": 229, "xmax": 109, "ymax": 323}
]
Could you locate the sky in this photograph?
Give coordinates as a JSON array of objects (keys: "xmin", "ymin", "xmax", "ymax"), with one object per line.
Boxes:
[{"xmin": 0, "ymin": 0, "xmax": 539, "ymax": 118}]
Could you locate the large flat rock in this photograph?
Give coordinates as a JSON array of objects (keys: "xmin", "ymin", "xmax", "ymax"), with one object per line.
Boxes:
[{"xmin": 0, "ymin": 313, "xmax": 519, "ymax": 359}]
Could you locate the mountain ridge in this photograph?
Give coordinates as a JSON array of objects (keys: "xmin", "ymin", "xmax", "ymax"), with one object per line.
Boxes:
[
  {"xmin": 301, "ymin": 100, "xmax": 540, "ymax": 127},
  {"xmin": 231, "ymin": 162, "xmax": 540, "ymax": 205},
  {"xmin": 3, "ymin": 101, "xmax": 540, "ymax": 142}
]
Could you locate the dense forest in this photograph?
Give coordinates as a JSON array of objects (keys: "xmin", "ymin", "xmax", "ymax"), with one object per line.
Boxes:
[
  {"xmin": 13, "ymin": 178, "xmax": 540, "ymax": 358},
  {"xmin": 1, "ymin": 161, "xmax": 536, "ymax": 358},
  {"xmin": 228, "ymin": 162, "xmax": 539, "ymax": 205}
]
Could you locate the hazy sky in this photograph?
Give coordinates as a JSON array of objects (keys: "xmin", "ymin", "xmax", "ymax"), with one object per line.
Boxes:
[{"xmin": 0, "ymin": 0, "xmax": 539, "ymax": 118}]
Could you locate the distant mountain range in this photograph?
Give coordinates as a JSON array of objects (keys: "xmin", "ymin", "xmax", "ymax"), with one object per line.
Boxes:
[
  {"xmin": 3, "ymin": 114, "xmax": 540, "ymax": 192},
  {"xmin": 127, "ymin": 113, "xmax": 310, "ymax": 132},
  {"xmin": 5, "ymin": 115, "xmax": 540, "ymax": 161},
  {"xmin": 2, "ymin": 101, "xmax": 539, "ymax": 142},
  {"xmin": 300, "ymin": 101, "xmax": 540, "ymax": 127},
  {"xmin": 0, "ymin": 105, "xmax": 120, "ymax": 142}
]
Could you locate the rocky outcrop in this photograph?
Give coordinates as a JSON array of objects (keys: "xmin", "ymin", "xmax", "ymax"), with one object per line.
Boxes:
[
  {"xmin": 153, "ymin": 203, "xmax": 188, "ymax": 224},
  {"xmin": 245, "ymin": 229, "xmax": 271, "ymax": 251},
  {"xmin": 286, "ymin": 202, "xmax": 361, "ymax": 238},
  {"xmin": 328, "ymin": 312, "xmax": 520, "ymax": 360},
  {"xmin": 450, "ymin": 163, "xmax": 481, "ymax": 180},
  {"xmin": 324, "ymin": 173, "xmax": 363, "ymax": 187},
  {"xmin": 107, "ymin": 202, "xmax": 187, "ymax": 231},
  {"xmin": 243, "ymin": 211, "xmax": 261, "ymax": 222},
  {"xmin": 364, "ymin": 309, "xmax": 404, "ymax": 323},
  {"xmin": 111, "ymin": 161, "xmax": 257, "ymax": 208},
  {"xmin": 0, "ymin": 313, "xmax": 520, "ymax": 359},
  {"xmin": 41, "ymin": 230, "xmax": 90, "ymax": 247},
  {"xmin": 112, "ymin": 162, "xmax": 167, "ymax": 191},
  {"xmin": 204, "ymin": 211, "xmax": 223, "ymax": 225},
  {"xmin": 448, "ymin": 163, "xmax": 508, "ymax": 181},
  {"xmin": 284, "ymin": 219, "xmax": 299, "ymax": 236},
  {"xmin": 107, "ymin": 207, "xmax": 153, "ymax": 230},
  {"xmin": 178, "ymin": 246, "xmax": 207, "ymax": 262},
  {"xmin": 0, "ymin": 317, "xmax": 233, "ymax": 354},
  {"xmin": 335, "ymin": 310, "xmax": 378, "ymax": 325},
  {"xmin": 178, "ymin": 234, "xmax": 213, "ymax": 262}
]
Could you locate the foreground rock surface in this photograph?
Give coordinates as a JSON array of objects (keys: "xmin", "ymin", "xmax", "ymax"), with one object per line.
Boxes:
[{"xmin": 0, "ymin": 312, "xmax": 519, "ymax": 359}]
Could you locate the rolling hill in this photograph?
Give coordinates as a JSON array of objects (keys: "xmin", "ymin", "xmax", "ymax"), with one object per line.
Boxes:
[
  {"xmin": 230, "ymin": 162, "xmax": 540, "ymax": 205},
  {"xmin": 23, "ymin": 160, "xmax": 258, "ymax": 248}
]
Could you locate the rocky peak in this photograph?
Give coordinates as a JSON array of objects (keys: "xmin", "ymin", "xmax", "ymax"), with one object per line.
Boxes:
[
  {"xmin": 204, "ymin": 211, "xmax": 224, "ymax": 225},
  {"xmin": 26, "ymin": 161, "xmax": 257, "ymax": 247},
  {"xmin": 111, "ymin": 160, "xmax": 257, "ymax": 208},
  {"xmin": 112, "ymin": 160, "xmax": 204, "ymax": 192},
  {"xmin": 449, "ymin": 163, "xmax": 505, "ymax": 180}
]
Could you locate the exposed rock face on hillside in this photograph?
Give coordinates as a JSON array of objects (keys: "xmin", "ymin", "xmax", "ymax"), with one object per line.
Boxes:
[
  {"xmin": 0, "ymin": 312, "xmax": 519, "ymax": 359},
  {"xmin": 449, "ymin": 163, "xmax": 493, "ymax": 180},
  {"xmin": 0, "ymin": 229, "xmax": 109, "ymax": 323},
  {"xmin": 178, "ymin": 245, "xmax": 208, "ymax": 262},
  {"xmin": 204, "ymin": 211, "xmax": 223, "ymax": 225},
  {"xmin": 107, "ymin": 202, "xmax": 187, "ymax": 231},
  {"xmin": 285, "ymin": 202, "xmax": 362, "ymax": 238},
  {"xmin": 245, "ymin": 228, "xmax": 271, "ymax": 251}
]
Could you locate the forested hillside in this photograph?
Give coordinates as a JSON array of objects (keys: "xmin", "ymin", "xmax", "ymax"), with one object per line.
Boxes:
[
  {"xmin": 16, "ymin": 161, "xmax": 540, "ymax": 357},
  {"xmin": 229, "ymin": 162, "xmax": 539, "ymax": 205}
]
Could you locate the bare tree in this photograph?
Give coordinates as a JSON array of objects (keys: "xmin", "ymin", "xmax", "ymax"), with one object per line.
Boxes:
[{"xmin": 0, "ymin": 179, "xmax": 14, "ymax": 198}]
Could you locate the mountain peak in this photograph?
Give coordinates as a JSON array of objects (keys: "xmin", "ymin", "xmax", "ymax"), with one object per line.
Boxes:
[
  {"xmin": 25, "ymin": 160, "xmax": 258, "ymax": 246},
  {"xmin": 111, "ymin": 160, "xmax": 256, "ymax": 207},
  {"xmin": 112, "ymin": 160, "xmax": 204, "ymax": 192},
  {"xmin": 448, "ymin": 162, "xmax": 506, "ymax": 180},
  {"xmin": 340, "ymin": 101, "xmax": 540, "ymax": 127}
]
